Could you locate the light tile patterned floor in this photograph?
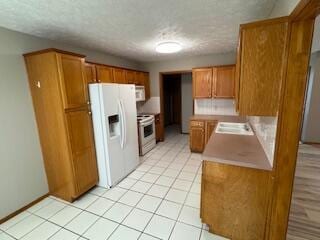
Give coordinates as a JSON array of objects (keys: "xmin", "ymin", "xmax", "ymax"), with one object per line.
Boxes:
[{"xmin": 0, "ymin": 127, "xmax": 227, "ymax": 240}]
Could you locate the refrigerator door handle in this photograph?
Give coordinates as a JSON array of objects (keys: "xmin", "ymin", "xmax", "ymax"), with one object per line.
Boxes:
[
  {"xmin": 120, "ymin": 100, "xmax": 127, "ymax": 148},
  {"xmin": 118, "ymin": 100, "xmax": 124, "ymax": 149}
]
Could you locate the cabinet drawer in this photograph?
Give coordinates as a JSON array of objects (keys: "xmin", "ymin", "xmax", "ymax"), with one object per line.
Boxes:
[{"xmin": 190, "ymin": 120, "xmax": 204, "ymax": 128}]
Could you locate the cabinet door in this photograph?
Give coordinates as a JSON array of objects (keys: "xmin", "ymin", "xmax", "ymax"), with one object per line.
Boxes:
[
  {"xmin": 135, "ymin": 71, "xmax": 144, "ymax": 85},
  {"xmin": 57, "ymin": 54, "xmax": 88, "ymax": 109},
  {"xmin": 192, "ymin": 68, "xmax": 212, "ymax": 98},
  {"xmin": 155, "ymin": 114, "xmax": 163, "ymax": 142},
  {"xmin": 84, "ymin": 63, "xmax": 97, "ymax": 83},
  {"xmin": 213, "ymin": 66, "xmax": 235, "ymax": 98},
  {"xmin": 189, "ymin": 121, "xmax": 205, "ymax": 152},
  {"xmin": 205, "ymin": 120, "xmax": 217, "ymax": 144},
  {"xmin": 65, "ymin": 109, "xmax": 98, "ymax": 196},
  {"xmin": 239, "ymin": 21, "xmax": 288, "ymax": 116},
  {"xmin": 96, "ymin": 65, "xmax": 114, "ymax": 83},
  {"xmin": 143, "ymin": 73, "xmax": 151, "ymax": 100},
  {"xmin": 125, "ymin": 70, "xmax": 136, "ymax": 84},
  {"xmin": 113, "ymin": 68, "xmax": 127, "ymax": 84}
]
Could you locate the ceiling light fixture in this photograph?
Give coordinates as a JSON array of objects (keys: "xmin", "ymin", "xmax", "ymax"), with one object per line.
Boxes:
[{"xmin": 156, "ymin": 42, "xmax": 182, "ymax": 53}]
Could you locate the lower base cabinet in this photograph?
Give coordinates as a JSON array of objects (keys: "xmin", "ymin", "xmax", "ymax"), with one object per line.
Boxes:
[
  {"xmin": 154, "ymin": 113, "xmax": 164, "ymax": 142},
  {"xmin": 201, "ymin": 160, "xmax": 273, "ymax": 240},
  {"xmin": 190, "ymin": 120, "xmax": 205, "ymax": 152},
  {"xmin": 65, "ymin": 109, "xmax": 98, "ymax": 196},
  {"xmin": 155, "ymin": 113, "xmax": 164, "ymax": 142},
  {"xmin": 190, "ymin": 119, "xmax": 217, "ymax": 152}
]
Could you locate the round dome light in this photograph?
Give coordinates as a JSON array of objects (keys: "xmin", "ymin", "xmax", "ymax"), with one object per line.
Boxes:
[{"xmin": 156, "ymin": 42, "xmax": 182, "ymax": 53}]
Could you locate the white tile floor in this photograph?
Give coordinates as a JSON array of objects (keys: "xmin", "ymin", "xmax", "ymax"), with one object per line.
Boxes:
[{"xmin": 0, "ymin": 127, "xmax": 228, "ymax": 240}]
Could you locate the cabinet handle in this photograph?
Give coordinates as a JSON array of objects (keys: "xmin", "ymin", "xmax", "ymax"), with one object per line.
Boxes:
[
  {"xmin": 87, "ymin": 101, "xmax": 90, "ymax": 105},
  {"xmin": 88, "ymin": 111, "xmax": 92, "ymax": 115}
]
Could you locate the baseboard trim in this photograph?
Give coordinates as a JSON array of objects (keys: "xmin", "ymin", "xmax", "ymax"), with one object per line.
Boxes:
[{"xmin": 0, "ymin": 193, "xmax": 49, "ymax": 224}]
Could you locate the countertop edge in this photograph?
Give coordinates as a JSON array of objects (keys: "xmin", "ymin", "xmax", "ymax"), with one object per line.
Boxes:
[{"xmin": 201, "ymin": 154, "xmax": 273, "ymax": 171}]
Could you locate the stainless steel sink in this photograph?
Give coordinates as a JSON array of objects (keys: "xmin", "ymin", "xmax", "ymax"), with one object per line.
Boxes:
[{"xmin": 215, "ymin": 122, "xmax": 254, "ymax": 135}]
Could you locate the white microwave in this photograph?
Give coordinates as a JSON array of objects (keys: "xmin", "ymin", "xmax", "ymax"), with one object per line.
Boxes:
[{"xmin": 135, "ymin": 86, "xmax": 146, "ymax": 102}]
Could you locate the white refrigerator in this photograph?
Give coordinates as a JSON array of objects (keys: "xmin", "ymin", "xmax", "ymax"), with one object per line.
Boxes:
[{"xmin": 89, "ymin": 83, "xmax": 139, "ymax": 188}]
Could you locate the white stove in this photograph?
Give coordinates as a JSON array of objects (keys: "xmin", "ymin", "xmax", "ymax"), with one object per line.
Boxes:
[
  {"xmin": 137, "ymin": 114, "xmax": 154, "ymax": 123},
  {"xmin": 137, "ymin": 114, "xmax": 156, "ymax": 155}
]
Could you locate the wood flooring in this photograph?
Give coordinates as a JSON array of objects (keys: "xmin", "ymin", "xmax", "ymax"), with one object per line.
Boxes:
[{"xmin": 287, "ymin": 144, "xmax": 320, "ymax": 240}]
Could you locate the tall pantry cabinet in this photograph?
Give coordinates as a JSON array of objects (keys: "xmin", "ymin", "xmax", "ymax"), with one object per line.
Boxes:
[{"xmin": 24, "ymin": 49, "xmax": 98, "ymax": 202}]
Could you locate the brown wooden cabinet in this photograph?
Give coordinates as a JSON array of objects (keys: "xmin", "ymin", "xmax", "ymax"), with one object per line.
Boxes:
[
  {"xmin": 143, "ymin": 73, "xmax": 150, "ymax": 100},
  {"xmin": 57, "ymin": 54, "xmax": 88, "ymax": 109},
  {"xmin": 125, "ymin": 70, "xmax": 136, "ymax": 84},
  {"xmin": 201, "ymin": 160, "xmax": 273, "ymax": 239},
  {"xmin": 189, "ymin": 120, "xmax": 205, "ymax": 152},
  {"xmin": 190, "ymin": 119, "xmax": 217, "ymax": 152},
  {"xmin": 192, "ymin": 68, "xmax": 212, "ymax": 98},
  {"xmin": 236, "ymin": 17, "xmax": 289, "ymax": 116},
  {"xmin": 96, "ymin": 65, "xmax": 114, "ymax": 83},
  {"xmin": 24, "ymin": 49, "xmax": 98, "ymax": 202},
  {"xmin": 113, "ymin": 68, "xmax": 127, "ymax": 84},
  {"xmin": 193, "ymin": 65, "xmax": 235, "ymax": 99},
  {"xmin": 65, "ymin": 109, "xmax": 98, "ymax": 195},
  {"xmin": 155, "ymin": 113, "xmax": 164, "ymax": 142},
  {"xmin": 213, "ymin": 66, "xmax": 235, "ymax": 98},
  {"xmin": 85, "ymin": 63, "xmax": 150, "ymax": 100},
  {"xmin": 135, "ymin": 71, "xmax": 145, "ymax": 85},
  {"xmin": 205, "ymin": 120, "xmax": 217, "ymax": 144},
  {"xmin": 84, "ymin": 63, "xmax": 97, "ymax": 83}
]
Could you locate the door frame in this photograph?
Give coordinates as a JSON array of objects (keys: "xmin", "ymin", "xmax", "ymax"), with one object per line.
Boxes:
[
  {"xmin": 159, "ymin": 70, "xmax": 192, "ymax": 139},
  {"xmin": 268, "ymin": 0, "xmax": 319, "ymax": 239}
]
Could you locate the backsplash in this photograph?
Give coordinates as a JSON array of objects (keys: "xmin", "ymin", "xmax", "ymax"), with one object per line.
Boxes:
[
  {"xmin": 248, "ymin": 116, "xmax": 278, "ymax": 167},
  {"xmin": 137, "ymin": 97, "xmax": 160, "ymax": 114},
  {"xmin": 194, "ymin": 99, "xmax": 238, "ymax": 116}
]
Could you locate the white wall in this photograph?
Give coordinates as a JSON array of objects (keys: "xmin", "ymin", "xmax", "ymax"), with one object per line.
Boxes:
[
  {"xmin": 143, "ymin": 52, "xmax": 236, "ymax": 97},
  {"xmin": 0, "ymin": 26, "xmax": 142, "ymax": 220},
  {"xmin": 312, "ymin": 16, "xmax": 320, "ymax": 53},
  {"xmin": 301, "ymin": 51, "xmax": 320, "ymax": 143},
  {"xmin": 269, "ymin": 0, "xmax": 299, "ymax": 17},
  {"xmin": 181, "ymin": 73, "xmax": 193, "ymax": 133}
]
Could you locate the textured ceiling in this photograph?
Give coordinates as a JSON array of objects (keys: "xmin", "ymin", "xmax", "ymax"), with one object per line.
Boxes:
[{"xmin": 0, "ymin": 0, "xmax": 277, "ymax": 62}]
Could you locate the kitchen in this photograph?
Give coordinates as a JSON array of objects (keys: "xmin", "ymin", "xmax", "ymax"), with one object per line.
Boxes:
[{"xmin": 0, "ymin": 1, "xmax": 319, "ymax": 240}]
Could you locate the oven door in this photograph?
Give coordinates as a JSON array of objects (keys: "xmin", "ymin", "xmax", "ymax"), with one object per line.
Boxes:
[{"xmin": 139, "ymin": 120, "xmax": 155, "ymax": 145}]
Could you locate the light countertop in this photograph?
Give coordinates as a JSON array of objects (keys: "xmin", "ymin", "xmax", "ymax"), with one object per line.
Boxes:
[{"xmin": 191, "ymin": 115, "xmax": 272, "ymax": 171}]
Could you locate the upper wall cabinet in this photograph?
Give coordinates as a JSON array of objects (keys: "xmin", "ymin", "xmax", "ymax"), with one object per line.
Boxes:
[
  {"xmin": 96, "ymin": 65, "xmax": 114, "ymax": 83},
  {"xmin": 57, "ymin": 54, "xmax": 88, "ymax": 109},
  {"xmin": 113, "ymin": 68, "xmax": 127, "ymax": 84},
  {"xmin": 143, "ymin": 73, "xmax": 151, "ymax": 100},
  {"xmin": 125, "ymin": 70, "xmax": 136, "ymax": 84},
  {"xmin": 213, "ymin": 65, "xmax": 235, "ymax": 98},
  {"xmin": 235, "ymin": 17, "xmax": 289, "ymax": 116},
  {"xmin": 85, "ymin": 62, "xmax": 150, "ymax": 100},
  {"xmin": 135, "ymin": 71, "xmax": 145, "ymax": 86},
  {"xmin": 193, "ymin": 65, "xmax": 235, "ymax": 99},
  {"xmin": 193, "ymin": 68, "xmax": 213, "ymax": 98},
  {"xmin": 84, "ymin": 63, "xmax": 97, "ymax": 83}
]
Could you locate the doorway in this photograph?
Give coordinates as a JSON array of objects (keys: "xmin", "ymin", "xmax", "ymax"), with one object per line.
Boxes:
[
  {"xmin": 159, "ymin": 71, "xmax": 193, "ymax": 137},
  {"xmin": 287, "ymin": 14, "xmax": 320, "ymax": 240}
]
